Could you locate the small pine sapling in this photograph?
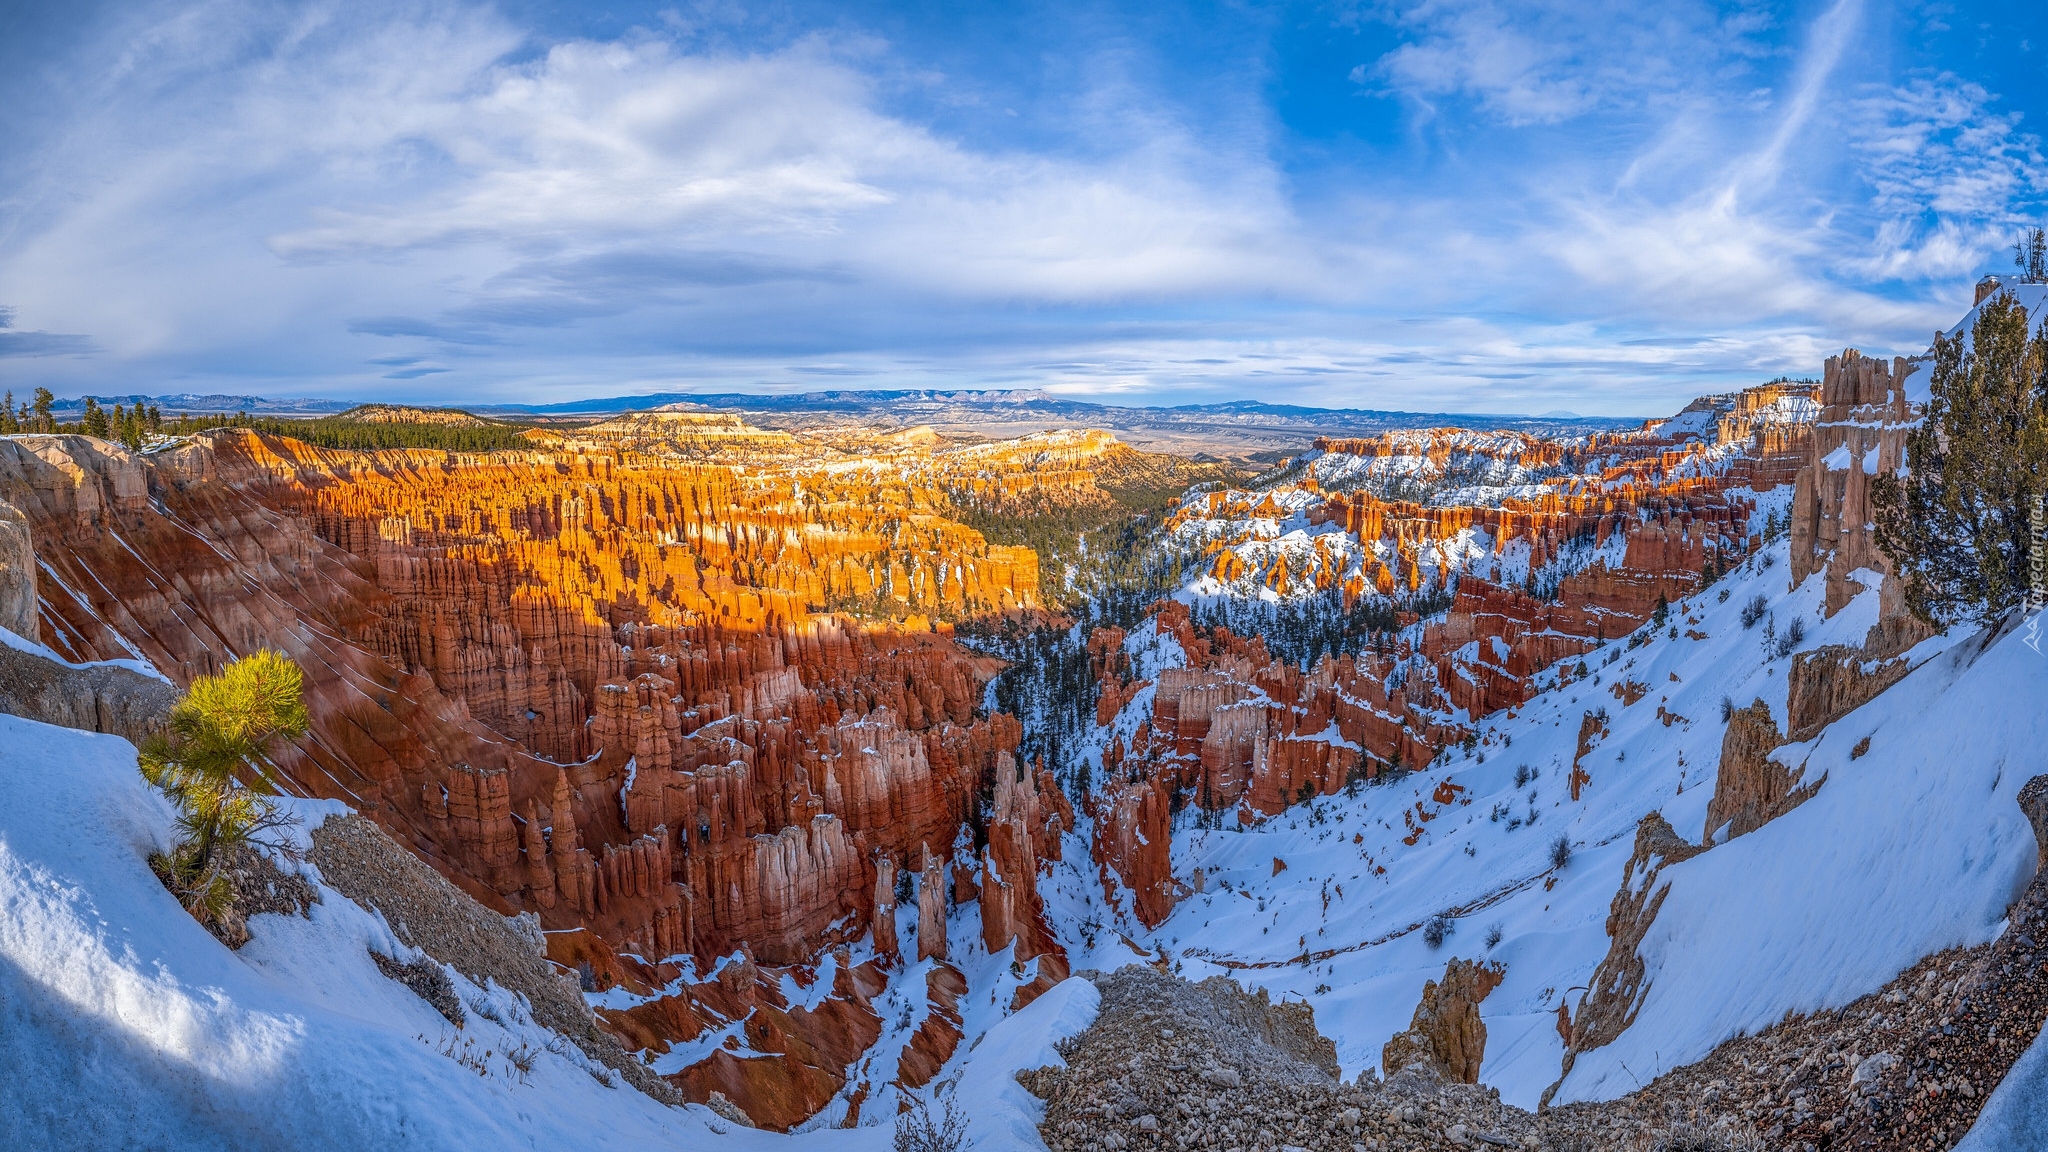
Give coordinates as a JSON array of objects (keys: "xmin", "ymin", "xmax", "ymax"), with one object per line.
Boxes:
[{"xmin": 140, "ymin": 650, "xmax": 310, "ymax": 933}]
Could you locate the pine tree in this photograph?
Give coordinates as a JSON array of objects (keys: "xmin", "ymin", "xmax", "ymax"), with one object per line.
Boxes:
[
  {"xmin": 140, "ymin": 650, "xmax": 310, "ymax": 925},
  {"xmin": 30, "ymin": 388, "xmax": 53, "ymax": 433},
  {"xmin": 2016, "ymin": 226, "xmax": 2048, "ymax": 283},
  {"xmin": 119, "ymin": 404, "xmax": 146, "ymax": 450},
  {"xmin": 81, "ymin": 398, "xmax": 109, "ymax": 439},
  {"xmin": 1872, "ymin": 291, "xmax": 2048, "ymax": 623}
]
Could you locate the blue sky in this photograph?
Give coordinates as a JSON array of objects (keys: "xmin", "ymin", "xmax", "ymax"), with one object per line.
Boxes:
[{"xmin": 0, "ymin": 0, "xmax": 2043, "ymax": 415}]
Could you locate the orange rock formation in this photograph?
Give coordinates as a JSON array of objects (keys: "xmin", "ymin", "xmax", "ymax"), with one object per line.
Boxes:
[{"xmin": 5, "ymin": 423, "xmax": 1094, "ymax": 1128}]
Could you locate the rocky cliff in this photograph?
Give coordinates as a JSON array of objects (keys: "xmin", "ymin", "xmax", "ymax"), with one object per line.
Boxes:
[
  {"xmin": 0, "ymin": 423, "xmax": 1095, "ymax": 1126},
  {"xmin": 1788, "ymin": 349, "xmax": 1936, "ymax": 656}
]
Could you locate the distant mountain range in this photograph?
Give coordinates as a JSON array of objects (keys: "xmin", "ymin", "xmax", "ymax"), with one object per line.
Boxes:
[
  {"xmin": 495, "ymin": 390, "xmax": 1642, "ymax": 460},
  {"xmin": 478, "ymin": 388, "xmax": 1634, "ymax": 429},
  {"xmin": 51, "ymin": 393, "xmax": 355, "ymax": 417},
  {"xmin": 48, "ymin": 388, "xmax": 1643, "ymax": 460}
]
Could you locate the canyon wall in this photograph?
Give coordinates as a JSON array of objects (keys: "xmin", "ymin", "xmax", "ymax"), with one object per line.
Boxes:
[
  {"xmin": 0, "ymin": 425, "xmax": 1095, "ymax": 1125},
  {"xmin": 1787, "ymin": 349, "xmax": 1937, "ymax": 655}
]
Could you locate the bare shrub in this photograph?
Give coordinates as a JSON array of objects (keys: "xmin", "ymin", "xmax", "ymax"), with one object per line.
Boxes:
[
  {"xmin": 1739, "ymin": 595, "xmax": 1768, "ymax": 628},
  {"xmin": 895, "ymin": 1094, "xmax": 967, "ymax": 1152},
  {"xmin": 1548, "ymin": 835, "xmax": 1572, "ymax": 870},
  {"xmin": 434, "ymin": 1031, "xmax": 491, "ymax": 1077},
  {"xmin": 1422, "ymin": 913, "xmax": 1453, "ymax": 949},
  {"xmin": 1774, "ymin": 615, "xmax": 1806, "ymax": 658},
  {"xmin": 506, "ymin": 1042, "xmax": 538, "ymax": 1084}
]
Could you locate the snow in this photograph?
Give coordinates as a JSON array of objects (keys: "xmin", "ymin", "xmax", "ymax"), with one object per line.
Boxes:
[
  {"xmin": 0, "ymin": 621, "xmax": 171, "ymax": 683},
  {"xmin": 958, "ymin": 978, "xmax": 1101, "ymax": 1152},
  {"xmin": 1553, "ymin": 617, "xmax": 2041, "ymax": 1103},
  {"xmin": 0, "ymin": 715, "xmax": 715, "ymax": 1150},
  {"xmin": 0, "ymin": 712, "xmax": 1094, "ymax": 1151}
]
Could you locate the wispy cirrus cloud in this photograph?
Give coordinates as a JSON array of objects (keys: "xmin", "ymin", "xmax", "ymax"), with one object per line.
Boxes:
[{"xmin": 1354, "ymin": 0, "xmax": 1780, "ymax": 126}]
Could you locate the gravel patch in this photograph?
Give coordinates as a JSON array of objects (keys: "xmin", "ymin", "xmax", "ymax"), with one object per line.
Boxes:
[
  {"xmin": 370, "ymin": 950, "xmax": 466, "ymax": 1027},
  {"xmin": 1021, "ymin": 965, "xmax": 1540, "ymax": 1152}
]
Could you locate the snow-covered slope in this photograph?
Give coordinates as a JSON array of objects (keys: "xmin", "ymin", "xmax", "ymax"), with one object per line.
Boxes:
[
  {"xmin": 1555, "ymin": 614, "xmax": 2038, "ymax": 1103},
  {"xmin": 1051, "ymin": 532, "xmax": 2037, "ymax": 1111},
  {"xmin": 0, "ymin": 713, "xmax": 1095, "ymax": 1151}
]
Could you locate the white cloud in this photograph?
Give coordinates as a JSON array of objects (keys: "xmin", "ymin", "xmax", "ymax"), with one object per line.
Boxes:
[
  {"xmin": 256, "ymin": 29, "xmax": 1315, "ymax": 304},
  {"xmin": 1840, "ymin": 71, "xmax": 2048, "ymax": 280},
  {"xmin": 0, "ymin": 0, "xmax": 2033, "ymax": 410},
  {"xmin": 1358, "ymin": 0, "xmax": 1778, "ymax": 127}
]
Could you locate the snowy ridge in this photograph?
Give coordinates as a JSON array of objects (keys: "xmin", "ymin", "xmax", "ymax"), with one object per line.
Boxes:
[{"xmin": 1901, "ymin": 279, "xmax": 2048, "ymax": 404}]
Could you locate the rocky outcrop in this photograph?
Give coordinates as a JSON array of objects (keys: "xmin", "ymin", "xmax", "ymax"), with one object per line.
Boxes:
[
  {"xmin": 981, "ymin": 754, "xmax": 1072, "ymax": 959},
  {"xmin": 1092, "ymin": 773, "xmax": 1177, "ymax": 927},
  {"xmin": 1024, "ymin": 967, "xmax": 1539, "ymax": 1152},
  {"xmin": 1790, "ymin": 351, "xmax": 1914, "ymax": 619},
  {"xmin": 589, "ymin": 938, "xmax": 892, "ymax": 1131},
  {"xmin": 0, "ymin": 499, "xmax": 35, "ymax": 638},
  {"xmin": 916, "ymin": 844, "xmax": 948, "ymax": 961},
  {"xmin": 1701, "ymin": 700, "xmax": 1815, "ymax": 841},
  {"xmin": 1514, "ymin": 771, "xmax": 2048, "ymax": 1148},
  {"xmin": 1547, "ymin": 813, "xmax": 1706, "ymax": 1108},
  {"xmin": 895, "ymin": 962, "xmax": 967, "ymax": 1088},
  {"xmin": 871, "ymin": 855, "xmax": 900, "ymax": 963},
  {"xmin": 2021, "ymin": 775, "xmax": 2048, "ymax": 872},
  {"xmin": 1380, "ymin": 958, "xmax": 1506, "ymax": 1083},
  {"xmin": 1784, "ymin": 642, "xmax": 1912, "ymax": 742},
  {"xmin": 0, "ymin": 637, "xmax": 177, "ymax": 744},
  {"xmin": 1786, "ymin": 348, "xmax": 1938, "ymax": 662}
]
